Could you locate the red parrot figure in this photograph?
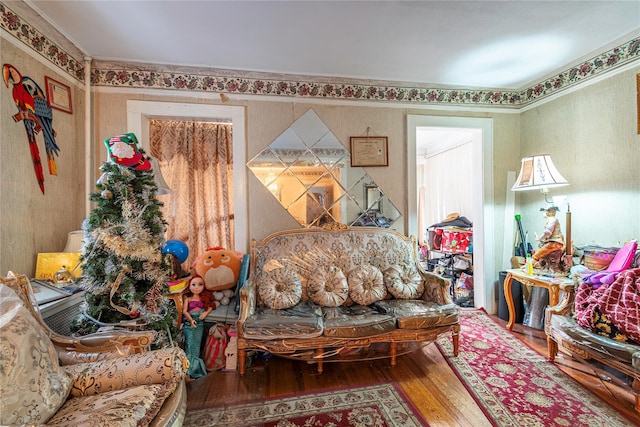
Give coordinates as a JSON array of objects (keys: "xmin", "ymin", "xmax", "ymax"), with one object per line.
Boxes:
[{"xmin": 3, "ymin": 64, "xmax": 60, "ymax": 194}]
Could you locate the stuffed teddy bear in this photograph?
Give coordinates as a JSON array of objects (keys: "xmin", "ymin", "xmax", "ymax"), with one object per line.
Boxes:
[{"xmin": 192, "ymin": 247, "xmax": 243, "ymax": 306}]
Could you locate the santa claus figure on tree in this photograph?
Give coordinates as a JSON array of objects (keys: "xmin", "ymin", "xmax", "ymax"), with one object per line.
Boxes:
[{"xmin": 72, "ymin": 133, "xmax": 178, "ymax": 348}]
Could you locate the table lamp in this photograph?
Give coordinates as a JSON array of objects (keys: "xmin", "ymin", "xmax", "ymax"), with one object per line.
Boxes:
[{"xmin": 511, "ymin": 154, "xmax": 572, "ymax": 257}]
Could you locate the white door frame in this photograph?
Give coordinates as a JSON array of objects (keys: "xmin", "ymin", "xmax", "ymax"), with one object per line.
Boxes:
[
  {"xmin": 127, "ymin": 101, "xmax": 248, "ymax": 253},
  {"xmin": 407, "ymin": 115, "xmax": 495, "ymax": 313}
]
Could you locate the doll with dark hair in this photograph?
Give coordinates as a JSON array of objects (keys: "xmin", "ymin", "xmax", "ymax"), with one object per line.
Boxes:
[{"xmin": 182, "ymin": 275, "xmax": 212, "ymax": 380}]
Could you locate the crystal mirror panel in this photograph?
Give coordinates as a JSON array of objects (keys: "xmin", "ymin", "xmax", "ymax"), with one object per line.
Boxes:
[{"xmin": 247, "ymin": 109, "xmax": 401, "ymax": 228}]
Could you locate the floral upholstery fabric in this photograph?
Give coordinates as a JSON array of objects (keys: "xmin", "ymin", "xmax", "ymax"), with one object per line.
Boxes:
[
  {"xmin": 307, "ymin": 265, "xmax": 349, "ymax": 307},
  {"xmin": 348, "ymin": 264, "xmax": 386, "ymax": 306},
  {"xmin": 46, "ymin": 383, "xmax": 175, "ymax": 427},
  {"xmin": 0, "ymin": 277, "xmax": 188, "ymax": 427},
  {"xmin": 258, "ymin": 267, "xmax": 302, "ymax": 309},
  {"xmin": 62, "ymin": 347, "xmax": 187, "ymax": 397},
  {"xmin": 383, "ymin": 264, "xmax": 424, "ymax": 299},
  {"xmin": 0, "ymin": 284, "xmax": 72, "ymax": 426},
  {"xmin": 253, "ymin": 229, "xmax": 417, "ymax": 279}
]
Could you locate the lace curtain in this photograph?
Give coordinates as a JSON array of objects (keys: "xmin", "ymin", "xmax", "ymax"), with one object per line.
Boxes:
[{"xmin": 149, "ymin": 120, "xmax": 234, "ymax": 268}]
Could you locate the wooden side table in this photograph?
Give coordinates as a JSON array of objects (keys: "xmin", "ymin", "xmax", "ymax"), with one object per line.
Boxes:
[{"xmin": 503, "ymin": 269, "xmax": 574, "ymax": 331}]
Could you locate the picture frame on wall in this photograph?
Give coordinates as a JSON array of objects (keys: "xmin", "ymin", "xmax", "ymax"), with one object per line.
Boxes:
[
  {"xmin": 350, "ymin": 136, "xmax": 388, "ymax": 167},
  {"xmin": 45, "ymin": 76, "xmax": 73, "ymax": 114}
]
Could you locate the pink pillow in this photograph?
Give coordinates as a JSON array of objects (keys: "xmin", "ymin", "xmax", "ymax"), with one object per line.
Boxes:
[{"xmin": 607, "ymin": 240, "xmax": 637, "ymax": 272}]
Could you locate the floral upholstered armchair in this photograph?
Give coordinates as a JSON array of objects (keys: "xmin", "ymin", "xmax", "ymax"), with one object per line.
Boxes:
[{"xmin": 0, "ymin": 273, "xmax": 189, "ymax": 427}]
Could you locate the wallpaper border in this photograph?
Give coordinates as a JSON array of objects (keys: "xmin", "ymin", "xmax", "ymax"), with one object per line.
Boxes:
[{"xmin": 2, "ymin": 2, "xmax": 638, "ymax": 108}]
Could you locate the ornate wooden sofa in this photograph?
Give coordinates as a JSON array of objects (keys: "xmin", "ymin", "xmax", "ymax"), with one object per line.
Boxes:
[
  {"xmin": 0, "ymin": 273, "xmax": 189, "ymax": 427},
  {"xmin": 545, "ymin": 269, "xmax": 640, "ymax": 413},
  {"xmin": 237, "ymin": 227, "xmax": 460, "ymax": 375}
]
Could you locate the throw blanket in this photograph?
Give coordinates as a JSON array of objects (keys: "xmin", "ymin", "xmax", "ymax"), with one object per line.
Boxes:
[{"xmin": 575, "ymin": 267, "xmax": 640, "ymax": 344}]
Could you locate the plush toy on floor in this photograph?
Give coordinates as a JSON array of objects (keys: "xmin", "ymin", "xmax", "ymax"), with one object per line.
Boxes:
[{"xmin": 193, "ymin": 247, "xmax": 243, "ymax": 307}]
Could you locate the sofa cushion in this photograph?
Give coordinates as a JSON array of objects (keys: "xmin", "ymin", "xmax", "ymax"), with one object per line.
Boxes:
[
  {"xmin": 46, "ymin": 383, "xmax": 175, "ymax": 427},
  {"xmin": 383, "ymin": 264, "xmax": 424, "ymax": 299},
  {"xmin": 0, "ymin": 284, "xmax": 73, "ymax": 426},
  {"xmin": 348, "ymin": 265, "xmax": 387, "ymax": 305},
  {"xmin": 307, "ymin": 265, "xmax": 349, "ymax": 307},
  {"xmin": 322, "ymin": 305, "xmax": 397, "ymax": 338},
  {"xmin": 550, "ymin": 314, "xmax": 639, "ymax": 367},
  {"xmin": 373, "ymin": 300, "xmax": 459, "ymax": 329},
  {"xmin": 61, "ymin": 347, "xmax": 187, "ymax": 397},
  {"xmin": 258, "ymin": 267, "xmax": 302, "ymax": 309},
  {"xmin": 242, "ymin": 302, "xmax": 323, "ymax": 340}
]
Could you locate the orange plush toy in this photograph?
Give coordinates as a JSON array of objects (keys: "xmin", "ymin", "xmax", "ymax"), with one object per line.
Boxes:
[{"xmin": 192, "ymin": 247, "xmax": 243, "ymax": 306}]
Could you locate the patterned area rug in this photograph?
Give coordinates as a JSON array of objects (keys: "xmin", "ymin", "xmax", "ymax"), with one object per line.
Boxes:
[
  {"xmin": 437, "ymin": 309, "xmax": 633, "ymax": 427},
  {"xmin": 183, "ymin": 383, "xmax": 427, "ymax": 427}
]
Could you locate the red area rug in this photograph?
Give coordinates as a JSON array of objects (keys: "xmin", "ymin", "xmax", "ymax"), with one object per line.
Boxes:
[
  {"xmin": 183, "ymin": 383, "xmax": 427, "ymax": 427},
  {"xmin": 437, "ymin": 309, "xmax": 632, "ymax": 427}
]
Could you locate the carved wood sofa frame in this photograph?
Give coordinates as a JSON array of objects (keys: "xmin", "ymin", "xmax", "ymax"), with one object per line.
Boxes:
[{"xmin": 237, "ymin": 227, "xmax": 460, "ymax": 375}]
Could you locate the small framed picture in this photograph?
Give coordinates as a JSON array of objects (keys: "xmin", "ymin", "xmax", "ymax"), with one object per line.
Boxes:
[
  {"xmin": 350, "ymin": 136, "xmax": 388, "ymax": 167},
  {"xmin": 45, "ymin": 76, "xmax": 73, "ymax": 114}
]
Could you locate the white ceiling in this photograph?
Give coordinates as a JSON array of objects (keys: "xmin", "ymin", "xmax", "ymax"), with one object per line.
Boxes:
[{"xmin": 27, "ymin": 0, "xmax": 640, "ymax": 90}]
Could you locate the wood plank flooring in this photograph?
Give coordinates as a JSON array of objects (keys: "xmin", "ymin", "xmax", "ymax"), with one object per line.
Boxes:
[{"xmin": 186, "ymin": 315, "xmax": 640, "ymax": 426}]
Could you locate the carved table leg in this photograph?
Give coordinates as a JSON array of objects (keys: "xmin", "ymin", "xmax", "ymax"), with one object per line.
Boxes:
[
  {"xmin": 316, "ymin": 348, "xmax": 323, "ymax": 374},
  {"xmin": 504, "ymin": 273, "xmax": 516, "ymax": 331}
]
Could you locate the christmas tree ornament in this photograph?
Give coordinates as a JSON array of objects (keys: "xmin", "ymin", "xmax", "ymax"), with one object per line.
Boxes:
[
  {"xmin": 100, "ymin": 189, "xmax": 113, "ymax": 199},
  {"xmin": 162, "ymin": 240, "xmax": 189, "ymax": 264},
  {"xmin": 104, "ymin": 133, "xmax": 151, "ymax": 170}
]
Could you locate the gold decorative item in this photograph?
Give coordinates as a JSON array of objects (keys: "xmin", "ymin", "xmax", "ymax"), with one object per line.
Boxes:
[{"xmin": 53, "ymin": 265, "xmax": 73, "ymax": 284}]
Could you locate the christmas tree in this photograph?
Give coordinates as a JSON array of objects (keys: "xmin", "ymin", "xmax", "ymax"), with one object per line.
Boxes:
[{"xmin": 72, "ymin": 134, "xmax": 178, "ymax": 348}]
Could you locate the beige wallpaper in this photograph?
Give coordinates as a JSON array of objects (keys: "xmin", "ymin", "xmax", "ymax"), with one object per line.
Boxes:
[
  {"xmin": 1, "ymin": 40, "xmax": 86, "ymax": 276},
  {"xmin": 519, "ymin": 66, "xmax": 640, "ymax": 249}
]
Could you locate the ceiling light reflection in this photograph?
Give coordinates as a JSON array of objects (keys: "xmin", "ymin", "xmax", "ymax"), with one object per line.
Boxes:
[{"xmin": 446, "ymin": 35, "xmax": 571, "ymax": 89}]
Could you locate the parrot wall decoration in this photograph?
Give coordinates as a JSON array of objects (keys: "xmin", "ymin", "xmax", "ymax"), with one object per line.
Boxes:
[{"xmin": 2, "ymin": 63, "xmax": 60, "ymax": 194}]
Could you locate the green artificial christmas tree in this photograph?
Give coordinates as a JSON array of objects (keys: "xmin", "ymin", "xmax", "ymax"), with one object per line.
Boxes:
[{"xmin": 72, "ymin": 133, "xmax": 178, "ymax": 348}]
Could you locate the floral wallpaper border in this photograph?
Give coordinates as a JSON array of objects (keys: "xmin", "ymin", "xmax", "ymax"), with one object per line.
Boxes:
[
  {"xmin": 1, "ymin": 2, "xmax": 84, "ymax": 81},
  {"xmin": 2, "ymin": 2, "xmax": 639, "ymax": 108}
]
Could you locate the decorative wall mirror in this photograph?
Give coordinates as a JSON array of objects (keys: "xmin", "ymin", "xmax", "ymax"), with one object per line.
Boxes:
[
  {"xmin": 364, "ymin": 184, "xmax": 382, "ymax": 213},
  {"xmin": 247, "ymin": 109, "xmax": 400, "ymax": 228}
]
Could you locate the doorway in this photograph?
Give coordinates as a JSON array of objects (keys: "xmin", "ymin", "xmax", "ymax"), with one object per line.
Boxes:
[{"xmin": 407, "ymin": 115, "xmax": 495, "ymax": 314}]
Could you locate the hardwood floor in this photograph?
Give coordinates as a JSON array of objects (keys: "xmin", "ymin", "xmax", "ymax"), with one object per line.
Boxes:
[{"xmin": 186, "ymin": 315, "xmax": 640, "ymax": 426}]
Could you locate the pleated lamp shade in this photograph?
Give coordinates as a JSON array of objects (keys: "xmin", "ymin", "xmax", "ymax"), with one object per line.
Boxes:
[{"xmin": 511, "ymin": 154, "xmax": 568, "ymax": 192}]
